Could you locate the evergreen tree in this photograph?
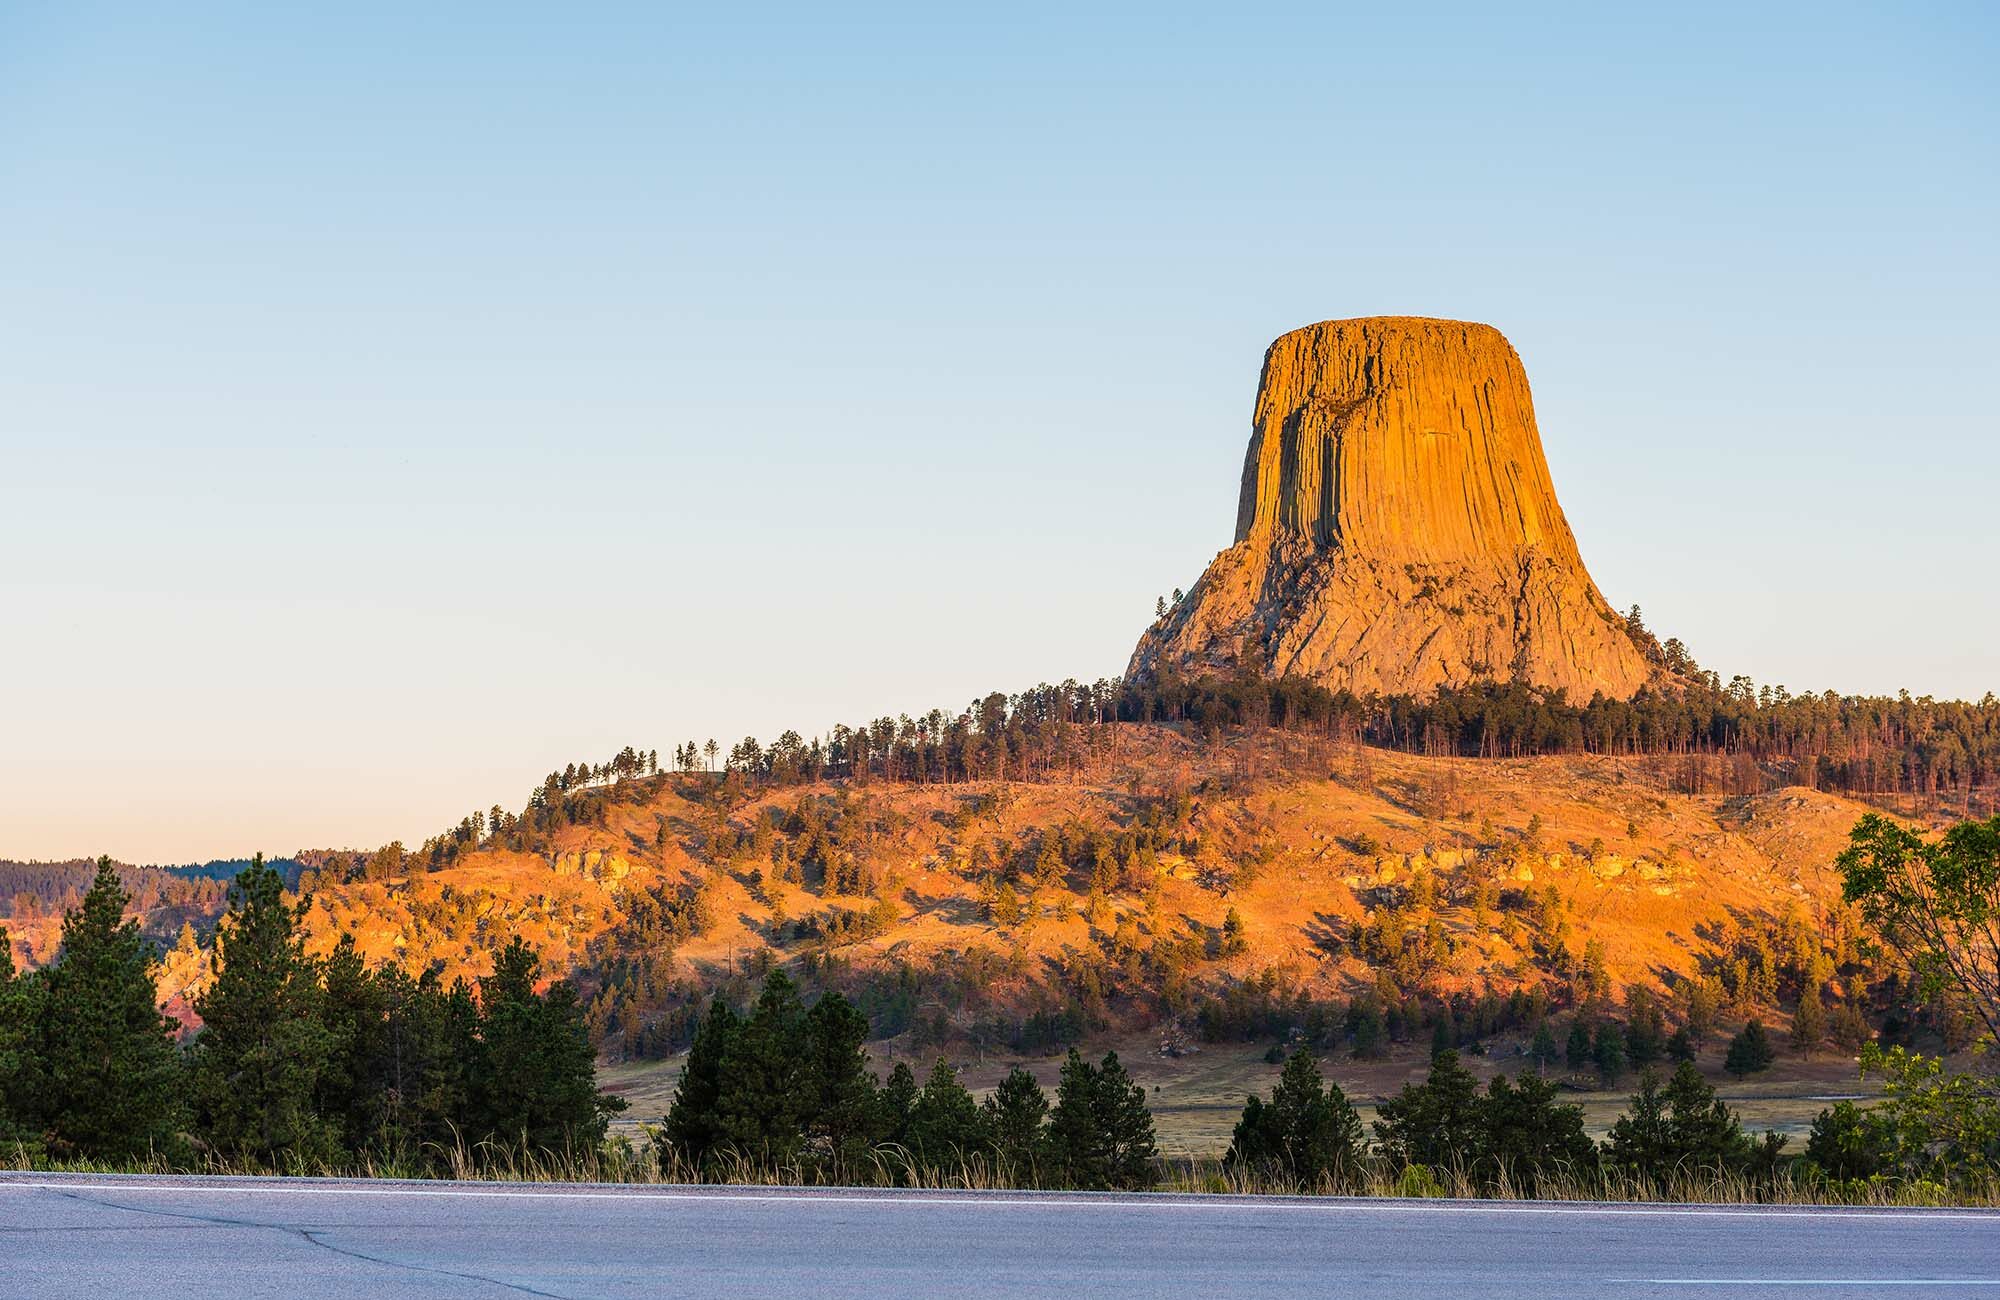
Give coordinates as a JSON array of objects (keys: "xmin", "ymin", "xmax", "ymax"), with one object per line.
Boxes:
[
  {"xmin": 1047, "ymin": 1048, "xmax": 1157, "ymax": 1190},
  {"xmin": 1347, "ymin": 998, "xmax": 1386, "ymax": 1058},
  {"xmin": 904, "ymin": 1058, "xmax": 987, "ymax": 1172},
  {"xmin": 1226, "ymin": 1050, "xmax": 1365, "ymax": 1188},
  {"xmin": 660, "ymin": 996, "xmax": 739, "ymax": 1168},
  {"xmin": 1790, "ymin": 988, "xmax": 1826, "ymax": 1056},
  {"xmin": 1603, "ymin": 1067, "xmax": 1673, "ymax": 1183},
  {"xmin": 315, "ymin": 934, "xmax": 387, "ymax": 1159},
  {"xmin": 1724, "ymin": 1020, "xmax": 1775, "ymax": 1078},
  {"xmin": 374, "ymin": 965, "xmax": 473, "ymax": 1159},
  {"xmin": 1093, "ymin": 1051, "xmax": 1158, "ymax": 1190},
  {"xmin": 877, "ymin": 1059, "xmax": 919, "ymax": 1148},
  {"xmin": 1374, "ymin": 1049, "xmax": 1482, "ymax": 1173},
  {"xmin": 1604, "ymin": 1062, "xmax": 1752, "ymax": 1186},
  {"xmin": 715, "ymin": 969, "xmax": 811, "ymax": 1162},
  {"xmin": 1665, "ymin": 1026, "xmax": 1697, "ymax": 1063},
  {"xmin": 1625, "ymin": 987, "xmax": 1667, "ymax": 1066},
  {"xmin": 474, "ymin": 936, "xmax": 620, "ymax": 1154},
  {"xmin": 981, "ymin": 1066, "xmax": 1049, "ymax": 1177},
  {"xmin": 191, "ymin": 856, "xmax": 336, "ymax": 1166},
  {"xmin": 39, "ymin": 858, "xmax": 184, "ymax": 1160},
  {"xmin": 1592, "ymin": 1021, "xmax": 1628, "ymax": 1084},
  {"xmin": 1565, "ymin": 1020, "xmax": 1593, "ymax": 1071},
  {"xmin": 802, "ymin": 990, "xmax": 878, "ymax": 1167},
  {"xmin": 1803, "ymin": 1100, "xmax": 1893, "ymax": 1182},
  {"xmin": 0, "ymin": 926, "xmax": 46, "ymax": 1146},
  {"xmin": 1478, "ymin": 1071, "xmax": 1597, "ymax": 1193},
  {"xmin": 1527, "ymin": 1021, "xmax": 1560, "ymax": 1073}
]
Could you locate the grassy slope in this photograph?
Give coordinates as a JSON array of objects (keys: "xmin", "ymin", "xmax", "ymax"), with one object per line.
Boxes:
[
  {"xmin": 289, "ymin": 729, "xmax": 1874, "ymax": 1003},
  {"xmin": 285, "ymin": 725, "xmax": 1900, "ymax": 1156},
  {"xmin": 4, "ymin": 725, "xmax": 1911, "ymax": 1157}
]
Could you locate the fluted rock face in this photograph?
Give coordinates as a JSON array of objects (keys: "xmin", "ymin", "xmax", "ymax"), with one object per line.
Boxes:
[{"xmin": 1130, "ymin": 317, "xmax": 1652, "ymax": 701}]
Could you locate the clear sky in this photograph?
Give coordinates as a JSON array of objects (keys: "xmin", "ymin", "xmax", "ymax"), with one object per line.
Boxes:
[{"xmin": 2, "ymin": 3, "xmax": 1995, "ymax": 864}]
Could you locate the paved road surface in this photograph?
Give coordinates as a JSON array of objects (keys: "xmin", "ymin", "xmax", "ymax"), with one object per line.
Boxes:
[{"xmin": 4, "ymin": 1172, "xmax": 1998, "ymax": 1299}]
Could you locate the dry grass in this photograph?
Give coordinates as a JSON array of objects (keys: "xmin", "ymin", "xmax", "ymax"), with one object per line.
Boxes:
[
  {"xmin": 11, "ymin": 1139, "xmax": 1993, "ymax": 1209},
  {"xmin": 603, "ymin": 1039, "xmax": 1894, "ymax": 1155}
]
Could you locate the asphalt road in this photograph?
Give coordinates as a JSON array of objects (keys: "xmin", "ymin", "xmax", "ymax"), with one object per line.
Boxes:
[{"xmin": 4, "ymin": 1173, "xmax": 1999, "ymax": 1299}]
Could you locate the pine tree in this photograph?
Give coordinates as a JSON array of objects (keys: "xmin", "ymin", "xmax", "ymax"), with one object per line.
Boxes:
[
  {"xmin": 191, "ymin": 855, "xmax": 337, "ymax": 1166},
  {"xmin": 1374, "ymin": 1048, "xmax": 1482, "ymax": 1173},
  {"xmin": 1790, "ymin": 987, "xmax": 1826, "ymax": 1056},
  {"xmin": 1093, "ymin": 1051, "xmax": 1158, "ymax": 1190},
  {"xmin": 1478, "ymin": 1071, "xmax": 1596, "ymax": 1193},
  {"xmin": 904, "ymin": 1059, "xmax": 987, "ymax": 1173},
  {"xmin": 981, "ymin": 1066, "xmax": 1049, "ymax": 1177},
  {"xmin": 715, "ymin": 969, "xmax": 811, "ymax": 1162},
  {"xmin": 1565, "ymin": 1019, "xmax": 1593, "ymax": 1071},
  {"xmin": 1605, "ymin": 1061, "xmax": 1752, "ymax": 1185},
  {"xmin": 877, "ymin": 1059, "xmax": 919, "ymax": 1149},
  {"xmin": 661, "ymin": 997, "xmax": 739, "ymax": 1168},
  {"xmin": 1348, "ymin": 998, "xmax": 1386, "ymax": 1058},
  {"xmin": 1592, "ymin": 1021, "xmax": 1628, "ymax": 1084},
  {"xmin": 38, "ymin": 858, "xmax": 185, "ymax": 1160},
  {"xmin": 1804, "ymin": 1100, "xmax": 1892, "ymax": 1181},
  {"xmin": 1226, "ymin": 1050, "xmax": 1364, "ymax": 1188},
  {"xmin": 373, "ymin": 965, "xmax": 471, "ymax": 1158},
  {"xmin": 1724, "ymin": 1020, "xmax": 1775, "ymax": 1078},
  {"xmin": 1048, "ymin": 1048, "xmax": 1159, "ymax": 1190},
  {"xmin": 473, "ymin": 936, "xmax": 619, "ymax": 1155},
  {"xmin": 1625, "ymin": 986, "xmax": 1667, "ymax": 1065},
  {"xmin": 0, "ymin": 925, "xmax": 47, "ymax": 1145},
  {"xmin": 1527, "ymin": 1021, "xmax": 1560, "ymax": 1073},
  {"xmin": 316, "ymin": 933, "xmax": 387, "ymax": 1159},
  {"xmin": 1666, "ymin": 1026, "xmax": 1697, "ymax": 1062},
  {"xmin": 802, "ymin": 990, "xmax": 877, "ymax": 1168},
  {"xmin": 1046, "ymin": 1052, "xmax": 1098, "ymax": 1185}
]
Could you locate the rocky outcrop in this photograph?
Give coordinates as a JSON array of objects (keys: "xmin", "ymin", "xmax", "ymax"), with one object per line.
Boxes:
[{"xmin": 1130, "ymin": 317, "xmax": 1651, "ymax": 700}]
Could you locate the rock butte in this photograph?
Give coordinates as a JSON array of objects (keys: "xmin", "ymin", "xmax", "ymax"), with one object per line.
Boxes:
[{"xmin": 1129, "ymin": 316, "xmax": 1652, "ymax": 701}]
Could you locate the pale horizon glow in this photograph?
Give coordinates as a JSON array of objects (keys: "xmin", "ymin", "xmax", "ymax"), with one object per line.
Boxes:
[{"xmin": 2, "ymin": 4, "xmax": 1996, "ymax": 863}]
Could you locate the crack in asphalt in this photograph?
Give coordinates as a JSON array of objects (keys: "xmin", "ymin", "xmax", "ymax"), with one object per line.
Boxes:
[{"xmin": 45, "ymin": 1188, "xmax": 579, "ymax": 1300}]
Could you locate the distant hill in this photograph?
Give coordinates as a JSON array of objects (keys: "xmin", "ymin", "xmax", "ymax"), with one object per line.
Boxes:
[{"xmin": 0, "ymin": 854, "xmax": 311, "ymax": 968}]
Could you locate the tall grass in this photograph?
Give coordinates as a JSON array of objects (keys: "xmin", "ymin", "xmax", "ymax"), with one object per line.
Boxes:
[{"xmin": 7, "ymin": 1138, "xmax": 1994, "ymax": 1207}]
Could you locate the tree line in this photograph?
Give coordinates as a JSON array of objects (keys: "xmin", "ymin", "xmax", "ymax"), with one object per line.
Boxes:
[
  {"xmin": 477, "ymin": 670, "xmax": 1996, "ymax": 866},
  {"xmin": 1229, "ymin": 1046, "xmax": 1791, "ymax": 1195},
  {"xmin": 658, "ymin": 968, "xmax": 1158, "ymax": 1189},
  {"xmin": 0, "ymin": 858, "xmax": 618, "ymax": 1168},
  {"xmin": 1125, "ymin": 671, "xmax": 1999, "ymax": 804}
]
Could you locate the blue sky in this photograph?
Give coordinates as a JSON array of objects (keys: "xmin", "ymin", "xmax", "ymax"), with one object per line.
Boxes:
[{"xmin": 2, "ymin": 3, "xmax": 1995, "ymax": 861}]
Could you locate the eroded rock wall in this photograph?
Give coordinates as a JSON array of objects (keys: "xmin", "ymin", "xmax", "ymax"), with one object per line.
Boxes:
[{"xmin": 1132, "ymin": 317, "xmax": 1651, "ymax": 701}]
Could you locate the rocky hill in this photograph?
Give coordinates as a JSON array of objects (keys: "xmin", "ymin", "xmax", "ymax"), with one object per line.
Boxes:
[
  {"xmin": 1129, "ymin": 317, "xmax": 1653, "ymax": 701},
  {"xmin": 238, "ymin": 729, "xmax": 1891, "ymax": 1061}
]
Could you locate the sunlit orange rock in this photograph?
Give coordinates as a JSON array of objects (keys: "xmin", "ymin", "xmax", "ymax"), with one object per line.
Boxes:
[{"xmin": 1130, "ymin": 317, "xmax": 1651, "ymax": 700}]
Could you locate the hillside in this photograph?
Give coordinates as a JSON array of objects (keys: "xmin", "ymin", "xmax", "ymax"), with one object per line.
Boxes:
[{"xmin": 217, "ymin": 726, "xmax": 1901, "ymax": 1064}]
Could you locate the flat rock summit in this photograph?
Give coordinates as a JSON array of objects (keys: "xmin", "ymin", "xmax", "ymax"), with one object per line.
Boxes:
[{"xmin": 1130, "ymin": 316, "xmax": 1652, "ymax": 701}]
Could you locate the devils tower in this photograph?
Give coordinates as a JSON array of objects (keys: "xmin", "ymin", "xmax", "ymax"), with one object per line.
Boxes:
[{"xmin": 1129, "ymin": 317, "xmax": 1652, "ymax": 701}]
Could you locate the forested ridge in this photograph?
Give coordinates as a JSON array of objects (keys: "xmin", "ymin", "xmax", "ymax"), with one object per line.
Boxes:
[{"xmin": 392, "ymin": 659, "xmax": 1997, "ymax": 879}]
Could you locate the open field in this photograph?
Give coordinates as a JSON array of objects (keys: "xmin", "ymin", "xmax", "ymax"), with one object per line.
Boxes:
[{"xmin": 600, "ymin": 1036, "xmax": 1890, "ymax": 1156}]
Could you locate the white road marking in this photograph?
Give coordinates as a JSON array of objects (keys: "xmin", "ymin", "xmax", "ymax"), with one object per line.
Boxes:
[
  {"xmin": 1618, "ymin": 1282, "xmax": 2000, "ymax": 1288},
  {"xmin": 4, "ymin": 1180, "xmax": 1999, "ymax": 1224}
]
